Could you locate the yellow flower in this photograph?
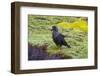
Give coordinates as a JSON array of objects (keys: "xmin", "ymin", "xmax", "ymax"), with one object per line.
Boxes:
[
  {"xmin": 57, "ymin": 22, "xmax": 72, "ymax": 29},
  {"xmin": 57, "ymin": 18, "xmax": 88, "ymax": 32}
]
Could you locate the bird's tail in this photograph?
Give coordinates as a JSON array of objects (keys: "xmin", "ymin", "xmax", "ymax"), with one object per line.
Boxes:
[
  {"xmin": 65, "ymin": 42, "xmax": 71, "ymax": 48},
  {"xmin": 67, "ymin": 45, "xmax": 71, "ymax": 48}
]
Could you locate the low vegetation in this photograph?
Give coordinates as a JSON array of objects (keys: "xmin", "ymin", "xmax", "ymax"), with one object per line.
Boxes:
[{"xmin": 28, "ymin": 15, "xmax": 88, "ymax": 60}]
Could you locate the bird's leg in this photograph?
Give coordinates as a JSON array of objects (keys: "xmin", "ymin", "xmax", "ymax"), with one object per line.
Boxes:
[
  {"xmin": 57, "ymin": 45, "xmax": 62, "ymax": 51},
  {"xmin": 59, "ymin": 47, "xmax": 62, "ymax": 51}
]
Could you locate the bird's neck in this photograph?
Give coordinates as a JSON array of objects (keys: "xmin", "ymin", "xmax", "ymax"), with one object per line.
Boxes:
[{"xmin": 54, "ymin": 30, "xmax": 58, "ymax": 32}]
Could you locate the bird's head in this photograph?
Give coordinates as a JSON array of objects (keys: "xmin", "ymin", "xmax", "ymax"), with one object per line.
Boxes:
[{"xmin": 51, "ymin": 26, "xmax": 58, "ymax": 32}]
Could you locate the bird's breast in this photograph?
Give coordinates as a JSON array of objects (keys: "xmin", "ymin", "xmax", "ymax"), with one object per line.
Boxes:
[{"xmin": 52, "ymin": 31, "xmax": 59, "ymax": 38}]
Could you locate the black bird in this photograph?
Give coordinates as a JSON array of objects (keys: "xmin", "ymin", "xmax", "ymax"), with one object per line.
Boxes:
[{"xmin": 51, "ymin": 26, "xmax": 71, "ymax": 48}]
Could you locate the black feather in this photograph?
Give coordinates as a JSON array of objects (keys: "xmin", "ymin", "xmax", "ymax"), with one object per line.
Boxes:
[{"xmin": 52, "ymin": 26, "xmax": 71, "ymax": 48}]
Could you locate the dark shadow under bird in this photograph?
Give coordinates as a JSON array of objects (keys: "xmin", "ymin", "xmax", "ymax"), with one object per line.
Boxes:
[{"xmin": 51, "ymin": 26, "xmax": 71, "ymax": 48}]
